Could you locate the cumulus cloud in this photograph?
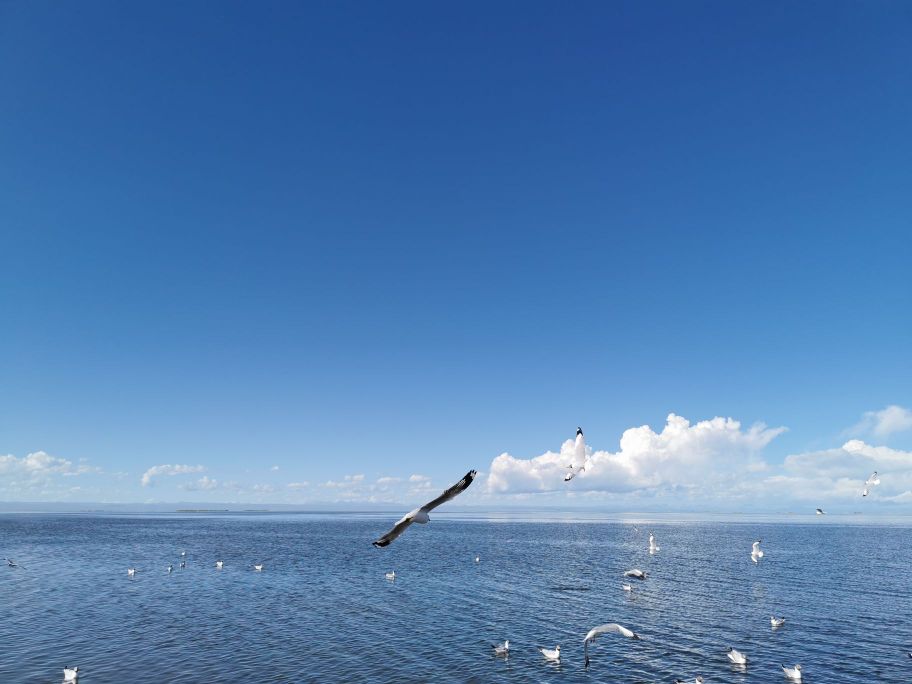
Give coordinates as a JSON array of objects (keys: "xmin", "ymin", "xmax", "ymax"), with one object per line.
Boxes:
[
  {"xmin": 377, "ymin": 476, "xmax": 401, "ymax": 485},
  {"xmin": 141, "ymin": 464, "xmax": 205, "ymax": 487},
  {"xmin": 287, "ymin": 481, "xmax": 310, "ymax": 490},
  {"xmin": 849, "ymin": 405, "xmax": 912, "ymax": 438},
  {"xmin": 487, "ymin": 414, "xmax": 785, "ymax": 496},
  {"xmin": 409, "ymin": 474, "xmax": 431, "ymax": 483},
  {"xmin": 253, "ymin": 484, "xmax": 276, "ymax": 493},
  {"xmin": 0, "ymin": 451, "xmax": 94, "ymax": 487},
  {"xmin": 323, "ymin": 474, "xmax": 365, "ymax": 488},
  {"xmin": 764, "ymin": 440, "xmax": 912, "ymax": 503}
]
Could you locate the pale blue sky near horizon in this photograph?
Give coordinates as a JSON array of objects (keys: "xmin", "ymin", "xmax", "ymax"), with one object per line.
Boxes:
[{"xmin": 1, "ymin": 1, "xmax": 910, "ymax": 507}]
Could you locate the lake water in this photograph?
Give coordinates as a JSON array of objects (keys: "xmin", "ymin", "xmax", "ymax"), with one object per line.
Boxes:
[{"xmin": 1, "ymin": 513, "xmax": 910, "ymax": 682}]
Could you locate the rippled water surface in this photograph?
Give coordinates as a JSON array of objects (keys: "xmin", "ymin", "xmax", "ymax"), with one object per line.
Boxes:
[{"xmin": 2, "ymin": 514, "xmax": 911, "ymax": 683}]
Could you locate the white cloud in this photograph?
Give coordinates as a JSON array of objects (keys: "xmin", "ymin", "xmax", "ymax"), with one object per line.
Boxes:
[
  {"xmin": 377, "ymin": 476, "xmax": 401, "ymax": 485},
  {"xmin": 323, "ymin": 474, "xmax": 365, "ymax": 488},
  {"xmin": 849, "ymin": 405, "xmax": 912, "ymax": 438},
  {"xmin": 409, "ymin": 474, "xmax": 430, "ymax": 483},
  {"xmin": 270, "ymin": 465, "xmax": 280, "ymax": 471},
  {"xmin": 180, "ymin": 476, "xmax": 219, "ymax": 491},
  {"xmin": 253, "ymin": 484, "xmax": 276, "ymax": 493},
  {"xmin": 487, "ymin": 413, "xmax": 785, "ymax": 496},
  {"xmin": 287, "ymin": 481, "xmax": 309, "ymax": 490},
  {"xmin": 140, "ymin": 464, "xmax": 205, "ymax": 487},
  {"xmin": 0, "ymin": 451, "xmax": 93, "ymax": 483},
  {"xmin": 763, "ymin": 440, "xmax": 912, "ymax": 502}
]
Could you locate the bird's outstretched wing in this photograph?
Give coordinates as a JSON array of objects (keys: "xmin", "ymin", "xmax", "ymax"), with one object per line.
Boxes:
[
  {"xmin": 420, "ymin": 469, "xmax": 477, "ymax": 512},
  {"xmin": 372, "ymin": 516, "xmax": 415, "ymax": 548}
]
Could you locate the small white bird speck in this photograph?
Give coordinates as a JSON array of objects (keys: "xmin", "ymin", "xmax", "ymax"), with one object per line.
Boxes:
[
  {"xmin": 538, "ymin": 645, "xmax": 560, "ymax": 661},
  {"xmin": 127, "ymin": 568, "xmax": 136, "ymax": 577},
  {"xmin": 254, "ymin": 564, "xmax": 264, "ymax": 571},
  {"xmin": 727, "ymin": 647, "xmax": 747, "ymax": 664},
  {"xmin": 63, "ymin": 666, "xmax": 79, "ymax": 681},
  {"xmin": 492, "ymin": 640, "xmax": 509, "ymax": 656},
  {"xmin": 385, "ymin": 571, "xmax": 395, "ymax": 580},
  {"xmin": 771, "ymin": 616, "xmax": 786, "ymax": 628},
  {"xmin": 216, "ymin": 560, "xmax": 223, "ymax": 569},
  {"xmin": 782, "ymin": 663, "xmax": 802, "ymax": 680}
]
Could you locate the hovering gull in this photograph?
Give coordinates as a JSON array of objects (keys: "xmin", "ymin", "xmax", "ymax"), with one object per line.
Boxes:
[
  {"xmin": 583, "ymin": 623, "xmax": 640, "ymax": 667},
  {"xmin": 127, "ymin": 568, "xmax": 136, "ymax": 577},
  {"xmin": 577, "ymin": 427, "xmax": 583, "ymax": 437},
  {"xmin": 816, "ymin": 508, "xmax": 825, "ymax": 515},
  {"xmin": 866, "ymin": 471, "xmax": 881, "ymax": 486},
  {"xmin": 254, "ymin": 564, "xmax": 264, "ymax": 572},
  {"xmin": 564, "ymin": 428, "xmax": 588, "ymax": 483},
  {"xmin": 372, "ymin": 469, "xmax": 477, "ymax": 547},
  {"xmin": 538, "ymin": 645, "xmax": 560, "ymax": 661},
  {"xmin": 771, "ymin": 616, "xmax": 786, "ymax": 628},
  {"xmin": 63, "ymin": 666, "xmax": 79, "ymax": 681},
  {"xmin": 622, "ymin": 584, "xmax": 633, "ymax": 592},
  {"xmin": 649, "ymin": 533, "xmax": 660, "ymax": 552},
  {"xmin": 491, "ymin": 640, "xmax": 509, "ymax": 656},
  {"xmin": 624, "ymin": 569, "xmax": 647, "ymax": 580},
  {"xmin": 5, "ymin": 558, "xmax": 24, "ymax": 569},
  {"xmin": 751, "ymin": 540, "xmax": 764, "ymax": 563},
  {"xmin": 727, "ymin": 647, "xmax": 747, "ymax": 664},
  {"xmin": 863, "ymin": 487, "xmax": 869, "ymax": 497},
  {"xmin": 674, "ymin": 678, "xmax": 704, "ymax": 684},
  {"xmin": 167, "ymin": 563, "xmax": 173, "ymax": 574},
  {"xmin": 782, "ymin": 663, "xmax": 802, "ymax": 680},
  {"xmin": 385, "ymin": 571, "xmax": 396, "ymax": 580},
  {"xmin": 216, "ymin": 560, "xmax": 223, "ymax": 569}
]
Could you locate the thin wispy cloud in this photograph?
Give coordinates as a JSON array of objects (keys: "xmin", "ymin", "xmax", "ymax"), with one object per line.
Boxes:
[
  {"xmin": 848, "ymin": 405, "xmax": 912, "ymax": 439},
  {"xmin": 140, "ymin": 464, "xmax": 205, "ymax": 487}
]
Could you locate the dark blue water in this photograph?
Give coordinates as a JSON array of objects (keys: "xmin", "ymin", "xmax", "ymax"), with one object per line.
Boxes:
[{"xmin": 1, "ymin": 514, "xmax": 910, "ymax": 683}]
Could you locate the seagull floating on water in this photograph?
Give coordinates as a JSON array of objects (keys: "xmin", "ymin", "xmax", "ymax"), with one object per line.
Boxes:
[
  {"xmin": 372, "ymin": 470, "xmax": 476, "ymax": 547},
  {"xmin": 727, "ymin": 647, "xmax": 747, "ymax": 664},
  {"xmin": 771, "ymin": 616, "xmax": 786, "ymax": 628},
  {"xmin": 63, "ymin": 666, "xmax": 78, "ymax": 681},
  {"xmin": 624, "ymin": 569, "xmax": 647, "ymax": 580},
  {"xmin": 127, "ymin": 568, "xmax": 136, "ymax": 577},
  {"xmin": 751, "ymin": 540, "xmax": 764, "ymax": 563},
  {"xmin": 674, "ymin": 677, "xmax": 704, "ymax": 684},
  {"xmin": 167, "ymin": 564, "xmax": 173, "ymax": 573},
  {"xmin": 254, "ymin": 564, "xmax": 264, "ymax": 572},
  {"xmin": 782, "ymin": 663, "xmax": 802, "ymax": 680},
  {"xmin": 475, "ymin": 555, "xmax": 480, "ymax": 563},
  {"xmin": 538, "ymin": 645, "xmax": 560, "ymax": 661},
  {"xmin": 622, "ymin": 584, "xmax": 633, "ymax": 592},
  {"xmin": 492, "ymin": 640, "xmax": 509, "ymax": 656},
  {"xmin": 216, "ymin": 560, "xmax": 223, "ymax": 569},
  {"xmin": 583, "ymin": 623, "xmax": 640, "ymax": 667},
  {"xmin": 385, "ymin": 571, "xmax": 395, "ymax": 580}
]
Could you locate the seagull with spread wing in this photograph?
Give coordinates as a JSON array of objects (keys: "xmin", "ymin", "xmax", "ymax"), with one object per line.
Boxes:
[
  {"xmin": 583, "ymin": 623, "xmax": 640, "ymax": 667},
  {"xmin": 372, "ymin": 469, "xmax": 477, "ymax": 547}
]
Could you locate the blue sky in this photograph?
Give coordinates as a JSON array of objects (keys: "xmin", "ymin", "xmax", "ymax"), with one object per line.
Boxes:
[{"xmin": 1, "ymin": 1, "xmax": 910, "ymax": 509}]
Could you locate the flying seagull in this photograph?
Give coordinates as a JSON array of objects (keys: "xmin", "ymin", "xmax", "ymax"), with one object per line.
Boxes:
[
  {"xmin": 577, "ymin": 427, "xmax": 583, "ymax": 437},
  {"xmin": 583, "ymin": 623, "xmax": 640, "ymax": 667},
  {"xmin": 492, "ymin": 640, "xmax": 509, "ymax": 656},
  {"xmin": 649, "ymin": 532, "xmax": 660, "ymax": 553},
  {"xmin": 816, "ymin": 508, "xmax": 825, "ymax": 515},
  {"xmin": 5, "ymin": 558, "xmax": 24, "ymax": 569},
  {"xmin": 624, "ymin": 569, "xmax": 647, "ymax": 580},
  {"xmin": 782, "ymin": 663, "xmax": 802, "ymax": 680},
  {"xmin": 866, "ymin": 471, "xmax": 881, "ymax": 486},
  {"xmin": 538, "ymin": 645, "xmax": 560, "ymax": 661},
  {"xmin": 751, "ymin": 540, "xmax": 764, "ymax": 563},
  {"xmin": 727, "ymin": 647, "xmax": 747, "ymax": 664},
  {"xmin": 63, "ymin": 666, "xmax": 79, "ymax": 681},
  {"xmin": 372, "ymin": 469, "xmax": 477, "ymax": 547}
]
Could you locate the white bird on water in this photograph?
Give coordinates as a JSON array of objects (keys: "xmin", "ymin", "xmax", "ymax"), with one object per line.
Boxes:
[
  {"xmin": 475, "ymin": 555, "xmax": 480, "ymax": 563},
  {"xmin": 624, "ymin": 569, "xmax": 647, "ymax": 580},
  {"xmin": 771, "ymin": 616, "xmax": 786, "ymax": 628},
  {"xmin": 63, "ymin": 666, "xmax": 79, "ymax": 681},
  {"xmin": 727, "ymin": 647, "xmax": 747, "ymax": 664},
  {"xmin": 674, "ymin": 678, "xmax": 704, "ymax": 684},
  {"xmin": 385, "ymin": 571, "xmax": 395, "ymax": 580},
  {"xmin": 127, "ymin": 568, "xmax": 136, "ymax": 577},
  {"xmin": 622, "ymin": 584, "xmax": 633, "ymax": 592},
  {"xmin": 782, "ymin": 663, "xmax": 802, "ymax": 680},
  {"xmin": 492, "ymin": 640, "xmax": 509, "ymax": 656},
  {"xmin": 751, "ymin": 540, "xmax": 764, "ymax": 563},
  {"xmin": 583, "ymin": 623, "xmax": 640, "ymax": 667},
  {"xmin": 254, "ymin": 564, "xmax": 264, "ymax": 572},
  {"xmin": 538, "ymin": 645, "xmax": 560, "ymax": 661},
  {"xmin": 167, "ymin": 563, "xmax": 173, "ymax": 574},
  {"xmin": 216, "ymin": 560, "xmax": 223, "ymax": 569},
  {"xmin": 372, "ymin": 470, "xmax": 477, "ymax": 547}
]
